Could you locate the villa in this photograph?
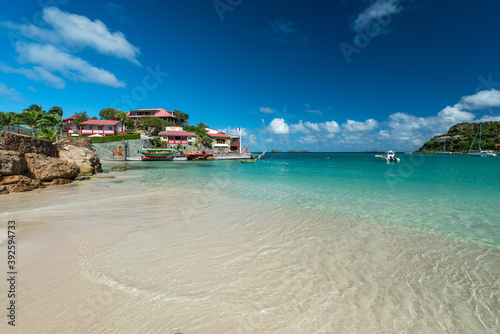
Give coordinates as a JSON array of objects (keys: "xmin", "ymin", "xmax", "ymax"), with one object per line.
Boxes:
[
  {"xmin": 127, "ymin": 108, "xmax": 176, "ymax": 123},
  {"xmin": 159, "ymin": 129, "xmax": 196, "ymax": 146},
  {"xmin": 77, "ymin": 120, "xmax": 124, "ymax": 136}
]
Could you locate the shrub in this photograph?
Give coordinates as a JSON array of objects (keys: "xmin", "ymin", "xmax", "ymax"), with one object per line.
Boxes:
[{"xmin": 90, "ymin": 133, "xmax": 140, "ymax": 143}]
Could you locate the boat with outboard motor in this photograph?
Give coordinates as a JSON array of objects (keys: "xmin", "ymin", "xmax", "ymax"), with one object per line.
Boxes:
[{"xmin": 375, "ymin": 150, "xmax": 401, "ymax": 162}]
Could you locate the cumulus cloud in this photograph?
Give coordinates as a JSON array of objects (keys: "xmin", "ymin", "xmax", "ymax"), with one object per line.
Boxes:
[
  {"xmin": 342, "ymin": 119, "xmax": 378, "ymax": 132},
  {"xmin": 0, "ymin": 83, "xmax": 22, "ymax": 101},
  {"xmin": 259, "ymin": 107, "xmax": 274, "ymax": 114},
  {"xmin": 290, "ymin": 120, "xmax": 309, "ymax": 134},
  {"xmin": 267, "ymin": 118, "xmax": 290, "ymax": 135},
  {"xmin": 15, "ymin": 42, "xmax": 125, "ymax": 88},
  {"xmin": 456, "ymin": 89, "xmax": 500, "ymax": 110},
  {"xmin": 3, "ymin": 6, "xmax": 140, "ymax": 65},
  {"xmin": 320, "ymin": 121, "xmax": 341, "ymax": 133}
]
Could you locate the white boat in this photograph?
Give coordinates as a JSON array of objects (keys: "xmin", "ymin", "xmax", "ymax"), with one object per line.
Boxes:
[
  {"xmin": 469, "ymin": 124, "xmax": 497, "ymax": 157},
  {"xmin": 375, "ymin": 150, "xmax": 400, "ymax": 162}
]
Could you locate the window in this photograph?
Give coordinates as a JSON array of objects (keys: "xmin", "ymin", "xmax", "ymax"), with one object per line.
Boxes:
[{"xmin": 98, "ymin": 126, "xmax": 103, "ymax": 130}]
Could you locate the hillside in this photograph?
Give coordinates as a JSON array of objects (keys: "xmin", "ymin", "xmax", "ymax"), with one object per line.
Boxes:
[{"xmin": 417, "ymin": 122, "xmax": 500, "ymax": 152}]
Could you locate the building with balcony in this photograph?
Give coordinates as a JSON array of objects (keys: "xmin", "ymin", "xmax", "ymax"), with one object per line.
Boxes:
[
  {"xmin": 78, "ymin": 120, "xmax": 124, "ymax": 136},
  {"xmin": 158, "ymin": 130, "xmax": 196, "ymax": 146},
  {"xmin": 127, "ymin": 108, "xmax": 176, "ymax": 123}
]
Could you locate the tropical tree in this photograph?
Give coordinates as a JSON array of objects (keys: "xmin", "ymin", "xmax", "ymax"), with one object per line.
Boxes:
[
  {"xmin": 37, "ymin": 128, "xmax": 59, "ymax": 142},
  {"xmin": 0, "ymin": 111, "xmax": 18, "ymax": 131},
  {"xmin": 173, "ymin": 109, "xmax": 189, "ymax": 126},
  {"xmin": 73, "ymin": 111, "xmax": 89, "ymax": 129},
  {"xmin": 22, "ymin": 105, "xmax": 46, "ymax": 137},
  {"xmin": 41, "ymin": 113, "xmax": 64, "ymax": 141},
  {"xmin": 138, "ymin": 116, "xmax": 168, "ymax": 135}
]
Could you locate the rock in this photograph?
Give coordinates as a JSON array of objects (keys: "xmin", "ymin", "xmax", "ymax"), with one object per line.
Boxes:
[
  {"xmin": 57, "ymin": 145, "xmax": 102, "ymax": 174},
  {"xmin": 0, "ymin": 150, "xmax": 27, "ymax": 176},
  {"xmin": 0, "ymin": 175, "xmax": 45, "ymax": 194},
  {"xmin": 77, "ymin": 176, "xmax": 91, "ymax": 181},
  {"xmin": 0, "ymin": 132, "xmax": 58, "ymax": 157},
  {"xmin": 109, "ymin": 166, "xmax": 133, "ymax": 171},
  {"xmin": 25, "ymin": 153, "xmax": 80, "ymax": 181},
  {"xmin": 52, "ymin": 178, "xmax": 72, "ymax": 185}
]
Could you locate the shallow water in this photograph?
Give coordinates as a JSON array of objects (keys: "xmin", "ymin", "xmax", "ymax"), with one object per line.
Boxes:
[{"xmin": 1, "ymin": 153, "xmax": 499, "ymax": 333}]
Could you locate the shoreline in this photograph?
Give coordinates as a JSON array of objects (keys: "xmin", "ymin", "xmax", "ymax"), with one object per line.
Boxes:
[{"xmin": 1, "ymin": 162, "xmax": 499, "ymax": 332}]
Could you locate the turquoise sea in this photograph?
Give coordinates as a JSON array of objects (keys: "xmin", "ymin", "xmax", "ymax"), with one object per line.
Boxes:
[
  {"xmin": 1, "ymin": 152, "xmax": 499, "ymax": 333},
  {"xmin": 138, "ymin": 152, "xmax": 500, "ymax": 248}
]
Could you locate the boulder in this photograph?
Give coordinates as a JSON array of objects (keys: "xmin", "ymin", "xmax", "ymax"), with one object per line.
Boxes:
[
  {"xmin": 52, "ymin": 178, "xmax": 72, "ymax": 185},
  {"xmin": 0, "ymin": 150, "xmax": 27, "ymax": 176},
  {"xmin": 25, "ymin": 153, "xmax": 80, "ymax": 181},
  {"xmin": 0, "ymin": 175, "xmax": 45, "ymax": 194},
  {"xmin": 58, "ymin": 145, "xmax": 102, "ymax": 174}
]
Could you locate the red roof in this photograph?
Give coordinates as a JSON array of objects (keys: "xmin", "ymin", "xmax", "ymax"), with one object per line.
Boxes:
[
  {"xmin": 496, "ymin": 144, "xmax": 500, "ymax": 147},
  {"xmin": 158, "ymin": 131, "xmax": 196, "ymax": 137},
  {"xmin": 65, "ymin": 115, "xmax": 77, "ymax": 120},
  {"xmin": 80, "ymin": 120, "xmax": 121, "ymax": 125},
  {"xmin": 126, "ymin": 108, "xmax": 176, "ymax": 118},
  {"xmin": 207, "ymin": 133, "xmax": 231, "ymax": 138},
  {"xmin": 453, "ymin": 135, "xmax": 461, "ymax": 138}
]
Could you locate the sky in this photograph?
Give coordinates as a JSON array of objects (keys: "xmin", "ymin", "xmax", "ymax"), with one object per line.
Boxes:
[{"xmin": 1, "ymin": 0, "xmax": 500, "ymax": 151}]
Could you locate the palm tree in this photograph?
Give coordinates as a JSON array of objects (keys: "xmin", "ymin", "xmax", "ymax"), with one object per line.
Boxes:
[
  {"xmin": 41, "ymin": 113, "xmax": 64, "ymax": 141},
  {"xmin": 0, "ymin": 111, "xmax": 17, "ymax": 131},
  {"xmin": 22, "ymin": 105, "xmax": 46, "ymax": 137},
  {"xmin": 37, "ymin": 128, "xmax": 59, "ymax": 142}
]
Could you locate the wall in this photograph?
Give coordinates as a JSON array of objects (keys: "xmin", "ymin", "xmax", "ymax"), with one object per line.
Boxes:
[{"xmin": 92, "ymin": 139, "xmax": 151, "ymax": 160}]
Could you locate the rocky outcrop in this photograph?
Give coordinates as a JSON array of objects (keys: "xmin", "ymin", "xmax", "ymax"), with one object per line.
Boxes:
[
  {"xmin": 0, "ymin": 151, "xmax": 27, "ymax": 176},
  {"xmin": 58, "ymin": 145, "xmax": 102, "ymax": 174},
  {"xmin": 0, "ymin": 132, "xmax": 58, "ymax": 157},
  {"xmin": 1, "ymin": 132, "xmax": 103, "ymax": 195},
  {"xmin": 0, "ymin": 175, "xmax": 45, "ymax": 194},
  {"xmin": 54, "ymin": 137, "xmax": 93, "ymax": 150},
  {"xmin": 25, "ymin": 153, "xmax": 80, "ymax": 181}
]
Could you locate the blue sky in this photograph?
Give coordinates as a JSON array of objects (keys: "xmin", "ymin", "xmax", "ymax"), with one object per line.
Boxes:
[{"xmin": 1, "ymin": 0, "xmax": 500, "ymax": 151}]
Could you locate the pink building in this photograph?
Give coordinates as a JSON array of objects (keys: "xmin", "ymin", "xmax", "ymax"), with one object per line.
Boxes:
[
  {"xmin": 127, "ymin": 108, "xmax": 176, "ymax": 123},
  {"xmin": 78, "ymin": 120, "xmax": 124, "ymax": 136},
  {"xmin": 158, "ymin": 131, "xmax": 196, "ymax": 145}
]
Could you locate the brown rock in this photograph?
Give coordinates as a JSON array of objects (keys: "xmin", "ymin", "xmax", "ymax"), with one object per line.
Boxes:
[
  {"xmin": 25, "ymin": 153, "xmax": 80, "ymax": 181},
  {"xmin": 52, "ymin": 178, "xmax": 72, "ymax": 185},
  {"xmin": 0, "ymin": 175, "xmax": 45, "ymax": 194},
  {"xmin": 0, "ymin": 150, "xmax": 27, "ymax": 176},
  {"xmin": 57, "ymin": 145, "xmax": 102, "ymax": 174}
]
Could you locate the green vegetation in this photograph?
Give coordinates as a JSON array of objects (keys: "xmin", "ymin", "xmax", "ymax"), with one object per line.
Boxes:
[
  {"xmin": 417, "ymin": 122, "xmax": 500, "ymax": 152},
  {"xmin": 173, "ymin": 109, "xmax": 189, "ymax": 126},
  {"xmin": 90, "ymin": 133, "xmax": 140, "ymax": 143}
]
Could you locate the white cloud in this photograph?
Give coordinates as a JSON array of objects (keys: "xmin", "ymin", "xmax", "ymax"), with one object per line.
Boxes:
[
  {"xmin": 478, "ymin": 115, "xmax": 500, "ymax": 122},
  {"xmin": 0, "ymin": 83, "xmax": 22, "ymax": 101},
  {"xmin": 352, "ymin": 0, "xmax": 403, "ymax": 33},
  {"xmin": 342, "ymin": 119, "xmax": 378, "ymax": 132},
  {"xmin": 297, "ymin": 135, "xmax": 318, "ymax": 144},
  {"xmin": 223, "ymin": 127, "xmax": 249, "ymax": 137},
  {"xmin": 3, "ymin": 7, "xmax": 140, "ymax": 65},
  {"xmin": 304, "ymin": 121, "xmax": 321, "ymax": 132},
  {"xmin": 290, "ymin": 120, "xmax": 309, "ymax": 134},
  {"xmin": 267, "ymin": 118, "xmax": 290, "ymax": 135},
  {"xmin": 456, "ymin": 89, "xmax": 500, "ymax": 110},
  {"xmin": 259, "ymin": 107, "xmax": 275, "ymax": 114},
  {"xmin": 0, "ymin": 61, "xmax": 66, "ymax": 89},
  {"xmin": 15, "ymin": 42, "xmax": 125, "ymax": 88},
  {"xmin": 320, "ymin": 121, "xmax": 341, "ymax": 133},
  {"xmin": 305, "ymin": 108, "xmax": 323, "ymax": 115}
]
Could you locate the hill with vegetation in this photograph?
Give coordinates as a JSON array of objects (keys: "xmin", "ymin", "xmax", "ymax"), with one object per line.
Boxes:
[{"xmin": 417, "ymin": 122, "xmax": 500, "ymax": 152}]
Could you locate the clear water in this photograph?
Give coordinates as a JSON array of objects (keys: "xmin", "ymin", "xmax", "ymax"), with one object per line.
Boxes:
[{"xmin": 1, "ymin": 152, "xmax": 499, "ymax": 333}]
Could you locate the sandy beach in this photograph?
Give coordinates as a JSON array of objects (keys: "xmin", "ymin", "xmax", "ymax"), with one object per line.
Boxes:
[{"xmin": 1, "ymin": 163, "xmax": 499, "ymax": 333}]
